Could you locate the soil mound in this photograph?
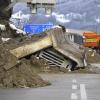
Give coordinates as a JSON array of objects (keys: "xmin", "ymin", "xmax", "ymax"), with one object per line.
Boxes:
[
  {"xmin": 0, "ymin": 44, "xmax": 50, "ymax": 88},
  {"xmin": 0, "ymin": 22, "xmax": 50, "ymax": 88}
]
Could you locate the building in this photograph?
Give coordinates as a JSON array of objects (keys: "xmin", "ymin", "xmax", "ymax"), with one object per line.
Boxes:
[
  {"xmin": 11, "ymin": 0, "xmax": 56, "ymax": 14},
  {"xmin": 66, "ymin": 28, "xmax": 92, "ymax": 45}
]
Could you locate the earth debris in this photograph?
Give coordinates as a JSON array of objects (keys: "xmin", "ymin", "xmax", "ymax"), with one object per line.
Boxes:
[
  {"xmin": 0, "ymin": 21, "xmax": 100, "ymax": 88},
  {"xmin": 0, "ymin": 22, "xmax": 50, "ymax": 88}
]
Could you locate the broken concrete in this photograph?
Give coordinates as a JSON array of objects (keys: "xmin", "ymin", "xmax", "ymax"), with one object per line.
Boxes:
[
  {"xmin": 0, "ymin": 45, "xmax": 50, "ymax": 88},
  {"xmin": 0, "ymin": 23, "xmax": 50, "ymax": 88}
]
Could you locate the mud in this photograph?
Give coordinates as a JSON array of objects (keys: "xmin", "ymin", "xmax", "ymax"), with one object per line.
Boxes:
[
  {"xmin": 0, "ymin": 22, "xmax": 50, "ymax": 88},
  {"xmin": 0, "ymin": 59, "xmax": 50, "ymax": 88},
  {"xmin": 87, "ymin": 50, "xmax": 100, "ymax": 63},
  {"xmin": 0, "ymin": 20, "xmax": 100, "ymax": 88},
  {"xmin": 0, "ymin": 45, "xmax": 50, "ymax": 88}
]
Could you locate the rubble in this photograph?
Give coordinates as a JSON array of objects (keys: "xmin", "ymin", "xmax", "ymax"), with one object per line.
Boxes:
[
  {"xmin": 87, "ymin": 49, "xmax": 100, "ymax": 63},
  {"xmin": 0, "ymin": 22, "xmax": 50, "ymax": 88},
  {"xmin": 0, "ymin": 20, "xmax": 100, "ymax": 88},
  {"xmin": 0, "ymin": 45, "xmax": 50, "ymax": 88}
]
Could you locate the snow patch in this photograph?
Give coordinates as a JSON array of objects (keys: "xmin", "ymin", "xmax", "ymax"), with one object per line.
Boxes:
[
  {"xmin": 97, "ymin": 5, "xmax": 100, "ymax": 7},
  {"xmin": 45, "ymin": 15, "xmax": 51, "ymax": 17},
  {"xmin": 52, "ymin": 12, "xmax": 85, "ymax": 23},
  {"xmin": 52, "ymin": 12, "xmax": 70, "ymax": 23},
  {"xmin": 95, "ymin": 18, "xmax": 100, "ymax": 23},
  {"xmin": 52, "ymin": 25, "xmax": 61, "ymax": 28},
  {"xmin": 10, "ymin": 11, "xmax": 31, "ymax": 29},
  {"xmin": 0, "ymin": 24, "xmax": 6, "ymax": 31},
  {"xmin": 1, "ymin": 37, "xmax": 11, "ymax": 42},
  {"xmin": 9, "ymin": 23, "xmax": 26, "ymax": 35},
  {"xmin": 11, "ymin": 11, "xmax": 31, "ymax": 20},
  {"xmin": 66, "ymin": 13, "xmax": 85, "ymax": 20}
]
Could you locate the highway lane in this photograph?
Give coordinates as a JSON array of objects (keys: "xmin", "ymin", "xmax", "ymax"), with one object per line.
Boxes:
[{"xmin": 0, "ymin": 74, "xmax": 100, "ymax": 100}]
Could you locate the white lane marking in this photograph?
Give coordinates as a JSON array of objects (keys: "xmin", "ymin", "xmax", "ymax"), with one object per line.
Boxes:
[
  {"xmin": 72, "ymin": 79, "xmax": 77, "ymax": 83},
  {"xmin": 80, "ymin": 84, "xmax": 87, "ymax": 100},
  {"xmin": 71, "ymin": 93, "xmax": 78, "ymax": 100},
  {"xmin": 72, "ymin": 85, "xmax": 77, "ymax": 90}
]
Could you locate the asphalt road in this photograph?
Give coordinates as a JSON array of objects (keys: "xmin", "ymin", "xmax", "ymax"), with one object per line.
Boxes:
[{"xmin": 0, "ymin": 74, "xmax": 100, "ymax": 100}]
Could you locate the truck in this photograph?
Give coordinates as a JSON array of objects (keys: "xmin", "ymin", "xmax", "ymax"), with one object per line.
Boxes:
[
  {"xmin": 83, "ymin": 32, "xmax": 100, "ymax": 52},
  {"xmin": 0, "ymin": 0, "xmax": 87, "ymax": 71}
]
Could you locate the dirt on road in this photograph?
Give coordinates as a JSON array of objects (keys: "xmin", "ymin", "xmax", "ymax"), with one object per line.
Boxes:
[
  {"xmin": 0, "ymin": 21, "xmax": 50, "ymax": 88},
  {"xmin": 0, "ymin": 20, "xmax": 100, "ymax": 88}
]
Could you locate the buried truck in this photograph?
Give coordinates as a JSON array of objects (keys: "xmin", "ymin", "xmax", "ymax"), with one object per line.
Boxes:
[
  {"xmin": 4, "ymin": 27, "xmax": 87, "ymax": 71},
  {"xmin": 0, "ymin": 0, "xmax": 89, "ymax": 89},
  {"xmin": 0, "ymin": 0, "xmax": 86, "ymax": 71}
]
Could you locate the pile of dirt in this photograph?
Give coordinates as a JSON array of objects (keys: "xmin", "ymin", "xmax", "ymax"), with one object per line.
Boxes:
[
  {"xmin": 1, "ymin": 20, "xmax": 100, "ymax": 89},
  {"xmin": 0, "ymin": 23, "xmax": 51, "ymax": 88},
  {"xmin": 0, "ymin": 45, "xmax": 50, "ymax": 88},
  {"xmin": 87, "ymin": 50, "xmax": 100, "ymax": 63}
]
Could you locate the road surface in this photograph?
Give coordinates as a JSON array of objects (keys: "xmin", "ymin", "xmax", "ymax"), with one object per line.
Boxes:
[{"xmin": 0, "ymin": 74, "xmax": 100, "ymax": 100}]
